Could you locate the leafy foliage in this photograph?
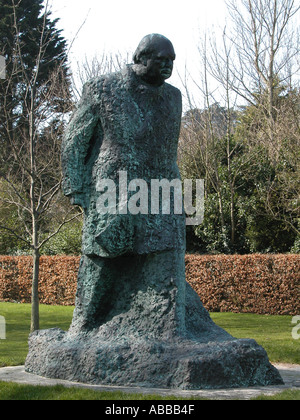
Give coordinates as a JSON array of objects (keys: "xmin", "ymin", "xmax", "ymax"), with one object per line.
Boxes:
[{"xmin": 179, "ymin": 92, "xmax": 300, "ymax": 254}]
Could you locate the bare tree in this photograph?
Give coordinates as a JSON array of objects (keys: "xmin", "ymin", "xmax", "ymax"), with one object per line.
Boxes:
[
  {"xmin": 179, "ymin": 35, "xmax": 228, "ymax": 231},
  {"xmin": 223, "ymin": 0, "xmax": 300, "ymax": 139},
  {"xmin": 72, "ymin": 51, "xmax": 130, "ymax": 101},
  {"xmin": 179, "ymin": 0, "xmax": 300, "ymax": 248},
  {"xmin": 179, "ymin": 31, "xmax": 255, "ymax": 246},
  {"xmin": 0, "ymin": 0, "xmax": 80, "ymax": 332},
  {"xmin": 221, "ymin": 0, "xmax": 300, "ymax": 234}
]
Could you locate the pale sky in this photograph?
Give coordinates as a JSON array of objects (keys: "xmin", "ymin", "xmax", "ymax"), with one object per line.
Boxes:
[{"xmin": 50, "ymin": 0, "xmax": 229, "ymax": 106}]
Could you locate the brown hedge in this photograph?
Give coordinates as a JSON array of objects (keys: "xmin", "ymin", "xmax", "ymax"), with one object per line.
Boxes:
[
  {"xmin": 0, "ymin": 256, "xmax": 79, "ymax": 306},
  {"xmin": 186, "ymin": 254, "xmax": 300, "ymax": 315},
  {"xmin": 0, "ymin": 254, "xmax": 299, "ymax": 315}
]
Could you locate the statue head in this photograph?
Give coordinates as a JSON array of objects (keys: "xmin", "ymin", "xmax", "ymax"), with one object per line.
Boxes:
[{"xmin": 133, "ymin": 34, "xmax": 176, "ymax": 87}]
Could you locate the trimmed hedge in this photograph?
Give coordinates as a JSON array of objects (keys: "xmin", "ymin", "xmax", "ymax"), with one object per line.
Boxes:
[
  {"xmin": 186, "ymin": 254, "xmax": 300, "ymax": 316},
  {"xmin": 0, "ymin": 254, "xmax": 299, "ymax": 315},
  {"xmin": 0, "ymin": 256, "xmax": 78, "ymax": 306}
]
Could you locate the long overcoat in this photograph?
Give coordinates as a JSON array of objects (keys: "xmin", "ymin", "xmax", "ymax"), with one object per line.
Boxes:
[{"xmin": 62, "ymin": 65, "xmax": 185, "ymax": 257}]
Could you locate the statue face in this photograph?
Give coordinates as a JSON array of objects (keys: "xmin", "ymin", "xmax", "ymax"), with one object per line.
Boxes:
[
  {"xmin": 142, "ymin": 44, "xmax": 175, "ymax": 86},
  {"xmin": 133, "ymin": 35, "xmax": 176, "ymax": 87}
]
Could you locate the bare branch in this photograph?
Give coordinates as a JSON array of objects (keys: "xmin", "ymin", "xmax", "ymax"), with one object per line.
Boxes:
[
  {"xmin": 38, "ymin": 210, "xmax": 83, "ymax": 250},
  {"xmin": 0, "ymin": 225, "xmax": 31, "ymax": 246}
]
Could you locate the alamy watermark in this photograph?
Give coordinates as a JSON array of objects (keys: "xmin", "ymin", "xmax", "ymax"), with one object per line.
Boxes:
[
  {"xmin": 96, "ymin": 172, "xmax": 204, "ymax": 226},
  {"xmin": 292, "ymin": 316, "xmax": 300, "ymax": 340},
  {"xmin": 0, "ymin": 316, "xmax": 6, "ymax": 340},
  {"xmin": 0, "ymin": 55, "xmax": 6, "ymax": 80}
]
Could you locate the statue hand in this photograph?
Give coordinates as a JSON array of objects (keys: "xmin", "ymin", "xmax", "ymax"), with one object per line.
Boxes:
[{"xmin": 70, "ymin": 193, "xmax": 87, "ymax": 209}]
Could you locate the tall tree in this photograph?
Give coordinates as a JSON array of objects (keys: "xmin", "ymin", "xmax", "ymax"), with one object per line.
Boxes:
[
  {"xmin": 179, "ymin": 0, "xmax": 300, "ymax": 253},
  {"xmin": 224, "ymin": 0, "xmax": 300, "ymax": 139},
  {"xmin": 0, "ymin": 0, "xmax": 78, "ymax": 332},
  {"xmin": 0, "ymin": 0, "xmax": 70, "ymax": 150}
]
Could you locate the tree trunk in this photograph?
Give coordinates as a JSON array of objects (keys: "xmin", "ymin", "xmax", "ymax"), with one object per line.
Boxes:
[
  {"xmin": 217, "ymin": 191, "xmax": 225, "ymax": 229},
  {"xmin": 29, "ymin": 82, "xmax": 40, "ymax": 333},
  {"xmin": 230, "ymin": 185, "xmax": 235, "ymax": 245},
  {"xmin": 31, "ymin": 247, "xmax": 40, "ymax": 333}
]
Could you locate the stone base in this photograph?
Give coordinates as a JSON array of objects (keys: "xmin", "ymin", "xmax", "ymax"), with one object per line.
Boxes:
[
  {"xmin": 25, "ymin": 256, "xmax": 283, "ymax": 390},
  {"xmin": 25, "ymin": 329, "xmax": 283, "ymax": 390}
]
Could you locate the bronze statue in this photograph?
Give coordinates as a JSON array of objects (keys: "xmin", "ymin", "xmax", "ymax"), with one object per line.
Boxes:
[{"xmin": 26, "ymin": 35, "xmax": 283, "ymax": 390}]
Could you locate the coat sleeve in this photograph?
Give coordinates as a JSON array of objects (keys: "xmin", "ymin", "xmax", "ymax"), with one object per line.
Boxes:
[{"xmin": 61, "ymin": 79, "xmax": 101, "ymax": 200}]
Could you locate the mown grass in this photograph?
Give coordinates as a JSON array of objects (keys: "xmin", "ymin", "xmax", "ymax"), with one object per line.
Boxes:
[
  {"xmin": 210, "ymin": 312, "xmax": 300, "ymax": 365},
  {"xmin": 0, "ymin": 302, "xmax": 299, "ymax": 366},
  {"xmin": 253, "ymin": 390, "xmax": 300, "ymax": 401},
  {"xmin": 0, "ymin": 302, "xmax": 73, "ymax": 367},
  {"xmin": 0, "ymin": 381, "xmax": 201, "ymax": 401},
  {"xmin": 0, "ymin": 382, "xmax": 299, "ymax": 401},
  {"xmin": 0, "ymin": 302, "xmax": 299, "ymax": 400}
]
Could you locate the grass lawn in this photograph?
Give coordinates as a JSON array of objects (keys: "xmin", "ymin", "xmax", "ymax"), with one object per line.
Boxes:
[
  {"xmin": 0, "ymin": 302, "xmax": 73, "ymax": 367},
  {"xmin": 0, "ymin": 381, "xmax": 299, "ymax": 401},
  {"xmin": 0, "ymin": 382, "xmax": 202, "ymax": 401},
  {"xmin": 0, "ymin": 302, "xmax": 299, "ymax": 366},
  {"xmin": 210, "ymin": 312, "xmax": 300, "ymax": 365},
  {"xmin": 0, "ymin": 302, "xmax": 299, "ymax": 400}
]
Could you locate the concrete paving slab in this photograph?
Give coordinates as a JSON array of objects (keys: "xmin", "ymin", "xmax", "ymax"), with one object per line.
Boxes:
[{"xmin": 0, "ymin": 364, "xmax": 299, "ymax": 400}]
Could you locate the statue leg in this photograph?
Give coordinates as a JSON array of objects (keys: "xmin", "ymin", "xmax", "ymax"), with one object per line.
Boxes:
[
  {"xmin": 69, "ymin": 255, "xmax": 115, "ymax": 333},
  {"xmin": 94, "ymin": 249, "xmax": 187, "ymax": 340},
  {"xmin": 26, "ymin": 250, "xmax": 283, "ymax": 389},
  {"xmin": 69, "ymin": 250, "xmax": 187, "ymax": 339}
]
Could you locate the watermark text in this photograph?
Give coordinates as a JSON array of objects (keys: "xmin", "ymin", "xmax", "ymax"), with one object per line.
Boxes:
[
  {"xmin": 0, "ymin": 56, "xmax": 6, "ymax": 80},
  {"xmin": 96, "ymin": 172, "xmax": 204, "ymax": 226},
  {"xmin": 0, "ymin": 316, "xmax": 6, "ymax": 340},
  {"xmin": 292, "ymin": 316, "xmax": 300, "ymax": 340}
]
